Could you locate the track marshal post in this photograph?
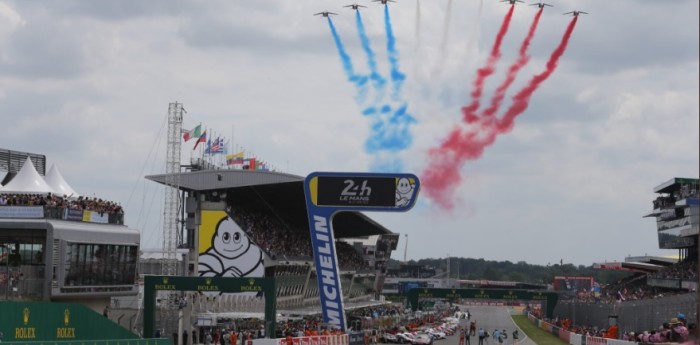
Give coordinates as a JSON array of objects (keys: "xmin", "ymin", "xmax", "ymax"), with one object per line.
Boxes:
[{"xmin": 304, "ymin": 172, "xmax": 420, "ymax": 331}]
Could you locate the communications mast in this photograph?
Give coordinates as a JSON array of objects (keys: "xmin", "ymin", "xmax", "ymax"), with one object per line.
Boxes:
[{"xmin": 162, "ymin": 102, "xmax": 184, "ymax": 276}]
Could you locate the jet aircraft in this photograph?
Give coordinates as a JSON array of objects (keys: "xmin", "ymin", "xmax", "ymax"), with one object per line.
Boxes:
[
  {"xmin": 344, "ymin": 3, "xmax": 367, "ymax": 10},
  {"xmin": 530, "ymin": 2, "xmax": 552, "ymax": 8},
  {"xmin": 563, "ymin": 10, "xmax": 588, "ymax": 16},
  {"xmin": 372, "ymin": 0, "xmax": 396, "ymax": 5},
  {"xmin": 501, "ymin": 0, "xmax": 524, "ymax": 4},
  {"xmin": 314, "ymin": 11, "xmax": 338, "ymax": 17}
]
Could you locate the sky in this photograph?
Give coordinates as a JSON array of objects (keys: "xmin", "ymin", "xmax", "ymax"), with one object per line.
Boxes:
[{"xmin": 0, "ymin": 0, "xmax": 697, "ymax": 267}]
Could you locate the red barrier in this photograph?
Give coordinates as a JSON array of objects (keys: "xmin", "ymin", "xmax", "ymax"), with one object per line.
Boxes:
[
  {"xmin": 276, "ymin": 335, "xmax": 348, "ymax": 345},
  {"xmin": 586, "ymin": 336, "xmax": 608, "ymax": 345}
]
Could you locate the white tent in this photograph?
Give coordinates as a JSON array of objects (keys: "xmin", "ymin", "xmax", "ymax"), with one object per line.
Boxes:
[
  {"xmin": 45, "ymin": 164, "xmax": 79, "ymax": 198},
  {"xmin": 0, "ymin": 157, "xmax": 58, "ymax": 194}
]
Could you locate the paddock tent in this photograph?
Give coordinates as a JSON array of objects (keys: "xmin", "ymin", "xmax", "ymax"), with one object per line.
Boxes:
[
  {"xmin": 0, "ymin": 157, "xmax": 57, "ymax": 194},
  {"xmin": 45, "ymin": 164, "xmax": 79, "ymax": 198}
]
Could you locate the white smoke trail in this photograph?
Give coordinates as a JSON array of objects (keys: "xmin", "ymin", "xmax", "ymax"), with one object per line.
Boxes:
[{"xmin": 431, "ymin": 0, "xmax": 453, "ymax": 79}]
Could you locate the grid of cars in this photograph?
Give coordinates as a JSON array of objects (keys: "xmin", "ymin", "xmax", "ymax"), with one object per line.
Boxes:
[{"xmin": 378, "ymin": 320, "xmax": 458, "ymax": 344}]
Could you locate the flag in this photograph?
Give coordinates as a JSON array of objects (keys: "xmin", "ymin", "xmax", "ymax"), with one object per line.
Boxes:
[
  {"xmin": 193, "ymin": 131, "xmax": 207, "ymax": 150},
  {"xmin": 226, "ymin": 151, "xmax": 245, "ymax": 160},
  {"xmin": 182, "ymin": 124, "xmax": 201, "ymax": 141},
  {"xmin": 226, "ymin": 151, "xmax": 245, "ymax": 165},
  {"xmin": 227, "ymin": 157, "xmax": 245, "ymax": 166},
  {"xmin": 222, "ymin": 139, "xmax": 230, "ymax": 155},
  {"xmin": 210, "ymin": 137, "xmax": 224, "ymax": 154},
  {"xmin": 204, "ymin": 137, "xmax": 212, "ymax": 154}
]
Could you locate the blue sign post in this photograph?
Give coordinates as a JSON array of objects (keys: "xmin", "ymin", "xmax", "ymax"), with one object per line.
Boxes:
[{"xmin": 303, "ymin": 172, "xmax": 420, "ymax": 330}]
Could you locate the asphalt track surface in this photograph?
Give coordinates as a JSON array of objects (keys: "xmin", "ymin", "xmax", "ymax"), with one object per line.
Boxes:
[{"xmin": 380, "ymin": 306, "xmax": 537, "ymax": 345}]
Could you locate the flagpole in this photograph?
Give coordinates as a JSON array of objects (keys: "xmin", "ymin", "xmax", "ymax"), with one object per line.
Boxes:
[{"xmin": 200, "ymin": 127, "xmax": 206, "ymax": 165}]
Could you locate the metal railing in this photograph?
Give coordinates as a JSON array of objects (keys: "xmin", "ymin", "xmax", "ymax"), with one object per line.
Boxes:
[{"xmin": 0, "ymin": 205, "xmax": 124, "ymax": 225}]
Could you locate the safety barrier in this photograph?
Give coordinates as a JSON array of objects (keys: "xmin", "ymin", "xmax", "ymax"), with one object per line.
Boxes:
[
  {"xmin": 570, "ymin": 333, "xmax": 583, "ymax": 345},
  {"xmin": 270, "ymin": 334, "xmax": 350, "ymax": 345},
  {"xmin": 528, "ymin": 314, "xmax": 639, "ymax": 345},
  {"xmin": 0, "ymin": 339, "xmax": 170, "ymax": 345}
]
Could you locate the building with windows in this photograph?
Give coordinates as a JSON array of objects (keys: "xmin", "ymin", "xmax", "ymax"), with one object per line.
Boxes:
[
  {"xmin": 0, "ymin": 149, "xmax": 138, "ymax": 312},
  {"xmin": 643, "ymin": 177, "xmax": 698, "ymax": 291},
  {"xmin": 645, "ymin": 178, "xmax": 699, "ymax": 253}
]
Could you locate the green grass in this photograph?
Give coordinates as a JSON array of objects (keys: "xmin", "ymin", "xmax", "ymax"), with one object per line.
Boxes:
[{"xmin": 511, "ymin": 315, "xmax": 569, "ymax": 345}]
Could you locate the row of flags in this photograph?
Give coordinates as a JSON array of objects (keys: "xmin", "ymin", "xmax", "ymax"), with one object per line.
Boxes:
[
  {"xmin": 183, "ymin": 124, "xmax": 226, "ymax": 153},
  {"xmin": 182, "ymin": 124, "xmax": 271, "ymax": 171}
]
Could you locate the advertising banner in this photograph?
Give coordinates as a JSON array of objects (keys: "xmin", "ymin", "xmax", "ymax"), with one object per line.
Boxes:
[
  {"xmin": 304, "ymin": 172, "xmax": 420, "ymax": 331},
  {"xmin": 89, "ymin": 211, "xmax": 109, "ymax": 224},
  {"xmin": 198, "ymin": 210, "xmax": 264, "ymax": 286},
  {"xmin": 64, "ymin": 209, "xmax": 83, "ymax": 221},
  {"xmin": 0, "ymin": 206, "xmax": 44, "ymax": 218}
]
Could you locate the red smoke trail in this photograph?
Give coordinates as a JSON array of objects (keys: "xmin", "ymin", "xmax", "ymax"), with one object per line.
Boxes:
[
  {"xmin": 462, "ymin": 5, "xmax": 514, "ymax": 124},
  {"xmin": 422, "ymin": 17, "xmax": 578, "ymax": 209},
  {"xmin": 479, "ymin": 8, "xmax": 543, "ymax": 123},
  {"xmin": 497, "ymin": 16, "xmax": 578, "ymax": 132},
  {"xmin": 421, "ymin": 125, "xmax": 499, "ymax": 209}
]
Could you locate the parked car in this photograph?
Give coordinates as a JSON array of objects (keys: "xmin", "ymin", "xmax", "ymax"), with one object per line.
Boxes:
[
  {"xmin": 396, "ymin": 333, "xmax": 416, "ymax": 344},
  {"xmin": 413, "ymin": 333, "xmax": 433, "ymax": 345},
  {"xmin": 382, "ymin": 332, "xmax": 398, "ymax": 343},
  {"xmin": 425, "ymin": 329, "xmax": 446, "ymax": 340}
]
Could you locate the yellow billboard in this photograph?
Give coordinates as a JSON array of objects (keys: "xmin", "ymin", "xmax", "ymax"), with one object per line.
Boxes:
[{"xmin": 198, "ymin": 210, "xmax": 264, "ymax": 280}]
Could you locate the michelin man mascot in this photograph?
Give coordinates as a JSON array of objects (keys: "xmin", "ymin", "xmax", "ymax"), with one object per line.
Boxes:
[
  {"xmin": 395, "ymin": 177, "xmax": 416, "ymax": 208},
  {"xmin": 198, "ymin": 216, "xmax": 264, "ymax": 279}
]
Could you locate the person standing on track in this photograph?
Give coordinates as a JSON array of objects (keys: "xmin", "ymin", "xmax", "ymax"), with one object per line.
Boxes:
[{"xmin": 478, "ymin": 328, "xmax": 486, "ymax": 345}]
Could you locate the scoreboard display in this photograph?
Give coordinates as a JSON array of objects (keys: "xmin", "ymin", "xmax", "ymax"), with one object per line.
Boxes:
[{"xmin": 316, "ymin": 176, "xmax": 396, "ymax": 207}]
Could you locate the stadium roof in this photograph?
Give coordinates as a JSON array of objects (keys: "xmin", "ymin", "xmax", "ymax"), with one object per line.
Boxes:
[
  {"xmin": 145, "ymin": 170, "xmax": 395, "ymax": 238},
  {"xmin": 592, "ymin": 261, "xmax": 665, "ymax": 273},
  {"xmin": 654, "ymin": 177, "xmax": 698, "ymax": 194}
]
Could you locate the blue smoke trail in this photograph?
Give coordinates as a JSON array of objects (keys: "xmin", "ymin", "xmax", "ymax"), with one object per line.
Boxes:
[
  {"xmin": 384, "ymin": 5, "xmax": 406, "ymax": 100},
  {"xmin": 355, "ymin": 11, "xmax": 386, "ymax": 96},
  {"xmin": 355, "ymin": 6, "xmax": 415, "ymax": 173},
  {"xmin": 327, "ymin": 17, "xmax": 368, "ymax": 102},
  {"xmin": 363, "ymin": 103, "xmax": 416, "ymax": 154}
]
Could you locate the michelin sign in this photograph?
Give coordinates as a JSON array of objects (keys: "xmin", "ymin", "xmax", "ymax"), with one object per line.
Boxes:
[{"xmin": 304, "ymin": 172, "xmax": 420, "ymax": 330}]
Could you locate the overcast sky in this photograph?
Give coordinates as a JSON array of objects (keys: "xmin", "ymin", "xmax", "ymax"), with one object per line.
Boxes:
[{"xmin": 0, "ymin": 0, "xmax": 697, "ymax": 267}]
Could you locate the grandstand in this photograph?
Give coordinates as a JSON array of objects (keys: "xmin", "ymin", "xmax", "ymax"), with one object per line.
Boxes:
[
  {"xmin": 144, "ymin": 167, "xmax": 398, "ymax": 334},
  {"xmin": 555, "ymin": 177, "xmax": 698, "ymax": 334}
]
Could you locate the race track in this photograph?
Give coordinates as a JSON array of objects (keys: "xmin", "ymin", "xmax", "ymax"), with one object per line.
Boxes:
[{"xmin": 391, "ymin": 306, "xmax": 537, "ymax": 345}]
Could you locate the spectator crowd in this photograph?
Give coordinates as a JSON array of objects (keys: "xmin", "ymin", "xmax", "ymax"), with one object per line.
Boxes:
[
  {"xmin": 229, "ymin": 206, "xmax": 369, "ymax": 270},
  {"xmin": 543, "ymin": 313, "xmax": 695, "ymax": 344},
  {"xmin": 0, "ymin": 193, "xmax": 124, "ymax": 224}
]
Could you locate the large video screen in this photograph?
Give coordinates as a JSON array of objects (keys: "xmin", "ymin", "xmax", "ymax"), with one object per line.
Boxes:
[
  {"xmin": 398, "ymin": 281, "xmax": 428, "ymax": 294},
  {"xmin": 553, "ymin": 276, "xmax": 594, "ymax": 292}
]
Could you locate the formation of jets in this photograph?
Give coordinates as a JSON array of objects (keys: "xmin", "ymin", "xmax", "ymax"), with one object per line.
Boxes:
[
  {"xmin": 317, "ymin": 2, "xmax": 586, "ymax": 18},
  {"xmin": 344, "ymin": 3, "xmax": 367, "ymax": 10},
  {"xmin": 317, "ymin": 1, "xmax": 393, "ymax": 16},
  {"xmin": 314, "ymin": 11, "xmax": 337, "ymax": 17},
  {"xmin": 530, "ymin": 2, "xmax": 552, "ymax": 8},
  {"xmin": 563, "ymin": 10, "xmax": 588, "ymax": 16}
]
